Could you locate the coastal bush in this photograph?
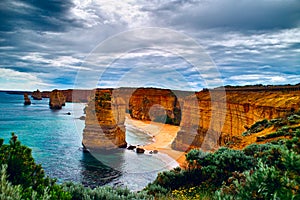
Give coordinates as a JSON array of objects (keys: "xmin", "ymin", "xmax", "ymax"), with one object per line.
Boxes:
[
  {"xmin": 62, "ymin": 182, "xmax": 153, "ymax": 200},
  {"xmin": 171, "ymin": 186, "xmax": 212, "ymax": 200},
  {"xmin": 146, "ymin": 147, "xmax": 254, "ymax": 196},
  {"xmin": 0, "ymin": 164, "xmax": 22, "ymax": 200},
  {"xmin": 215, "ymin": 151, "xmax": 300, "ymax": 200},
  {"xmin": 0, "ymin": 133, "xmax": 71, "ymax": 199},
  {"xmin": 242, "ymin": 119, "xmax": 270, "ymax": 136},
  {"xmin": 147, "ymin": 133, "xmax": 300, "ymax": 199}
]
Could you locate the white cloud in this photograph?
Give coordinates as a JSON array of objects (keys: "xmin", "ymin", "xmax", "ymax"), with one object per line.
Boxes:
[{"xmin": 0, "ymin": 68, "xmax": 52, "ymax": 90}]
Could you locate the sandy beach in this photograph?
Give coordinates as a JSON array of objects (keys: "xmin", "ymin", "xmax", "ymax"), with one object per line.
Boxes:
[{"xmin": 125, "ymin": 115, "xmax": 187, "ymax": 168}]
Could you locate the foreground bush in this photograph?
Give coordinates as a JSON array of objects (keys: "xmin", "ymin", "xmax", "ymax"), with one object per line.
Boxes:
[
  {"xmin": 62, "ymin": 182, "xmax": 153, "ymax": 200},
  {"xmin": 146, "ymin": 135, "xmax": 300, "ymax": 199},
  {"xmin": 0, "ymin": 134, "xmax": 154, "ymax": 200},
  {"xmin": 0, "ymin": 133, "xmax": 71, "ymax": 199}
]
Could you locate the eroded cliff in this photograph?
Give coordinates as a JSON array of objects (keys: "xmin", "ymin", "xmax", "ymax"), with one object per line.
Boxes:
[
  {"xmin": 128, "ymin": 88, "xmax": 184, "ymax": 125},
  {"xmin": 82, "ymin": 89, "xmax": 127, "ymax": 150},
  {"xmin": 172, "ymin": 89, "xmax": 300, "ymax": 151}
]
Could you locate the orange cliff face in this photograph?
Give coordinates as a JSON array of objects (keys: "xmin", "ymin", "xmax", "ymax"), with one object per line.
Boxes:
[
  {"xmin": 82, "ymin": 89, "xmax": 127, "ymax": 150},
  {"xmin": 172, "ymin": 90, "xmax": 300, "ymax": 151},
  {"xmin": 128, "ymin": 88, "xmax": 186, "ymax": 125},
  {"xmin": 81, "ymin": 86, "xmax": 300, "ymax": 152},
  {"xmin": 81, "ymin": 87, "xmax": 192, "ymax": 151}
]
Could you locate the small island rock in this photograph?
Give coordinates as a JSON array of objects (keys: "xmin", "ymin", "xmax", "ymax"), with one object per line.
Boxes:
[
  {"xmin": 31, "ymin": 89, "xmax": 42, "ymax": 100},
  {"xmin": 24, "ymin": 93, "xmax": 31, "ymax": 105}
]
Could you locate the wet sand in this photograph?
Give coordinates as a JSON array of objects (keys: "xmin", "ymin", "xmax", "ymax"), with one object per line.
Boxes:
[{"xmin": 125, "ymin": 115, "xmax": 187, "ymax": 168}]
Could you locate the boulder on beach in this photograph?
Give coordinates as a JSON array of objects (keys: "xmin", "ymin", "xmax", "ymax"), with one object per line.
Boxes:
[
  {"xmin": 127, "ymin": 145, "xmax": 136, "ymax": 150},
  {"xmin": 79, "ymin": 116, "xmax": 86, "ymax": 120}
]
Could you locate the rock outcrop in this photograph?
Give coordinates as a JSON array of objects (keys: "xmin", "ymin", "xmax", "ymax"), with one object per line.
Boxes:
[
  {"xmin": 49, "ymin": 89, "xmax": 66, "ymax": 109},
  {"xmin": 41, "ymin": 89, "xmax": 93, "ymax": 102},
  {"xmin": 172, "ymin": 90, "xmax": 300, "ymax": 151},
  {"xmin": 82, "ymin": 89, "xmax": 127, "ymax": 150},
  {"xmin": 82, "ymin": 87, "xmax": 192, "ymax": 151},
  {"xmin": 81, "ymin": 86, "xmax": 300, "ymax": 153},
  {"xmin": 31, "ymin": 89, "xmax": 42, "ymax": 100},
  {"xmin": 128, "ymin": 88, "xmax": 187, "ymax": 125},
  {"xmin": 23, "ymin": 93, "xmax": 31, "ymax": 105}
]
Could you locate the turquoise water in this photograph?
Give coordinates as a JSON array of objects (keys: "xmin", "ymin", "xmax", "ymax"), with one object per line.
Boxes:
[{"xmin": 0, "ymin": 92, "xmax": 176, "ymax": 191}]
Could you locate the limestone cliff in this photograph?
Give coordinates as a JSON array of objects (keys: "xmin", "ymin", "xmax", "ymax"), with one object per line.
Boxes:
[
  {"xmin": 172, "ymin": 90, "xmax": 300, "ymax": 151},
  {"xmin": 82, "ymin": 89, "xmax": 127, "ymax": 150},
  {"xmin": 49, "ymin": 89, "xmax": 66, "ymax": 109},
  {"xmin": 31, "ymin": 89, "xmax": 42, "ymax": 100},
  {"xmin": 23, "ymin": 93, "xmax": 31, "ymax": 105},
  {"xmin": 128, "ymin": 88, "xmax": 190, "ymax": 125},
  {"xmin": 41, "ymin": 89, "xmax": 93, "ymax": 102}
]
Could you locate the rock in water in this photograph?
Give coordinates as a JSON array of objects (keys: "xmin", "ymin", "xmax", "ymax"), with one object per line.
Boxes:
[
  {"xmin": 24, "ymin": 93, "xmax": 31, "ymax": 105},
  {"xmin": 82, "ymin": 89, "xmax": 127, "ymax": 150},
  {"xmin": 49, "ymin": 89, "xmax": 66, "ymax": 109},
  {"xmin": 127, "ymin": 145, "xmax": 136, "ymax": 150},
  {"xmin": 31, "ymin": 89, "xmax": 42, "ymax": 100},
  {"xmin": 136, "ymin": 147, "xmax": 145, "ymax": 154}
]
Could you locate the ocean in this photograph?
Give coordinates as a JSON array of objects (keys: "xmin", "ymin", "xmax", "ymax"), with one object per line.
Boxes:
[{"xmin": 0, "ymin": 92, "xmax": 177, "ymax": 191}]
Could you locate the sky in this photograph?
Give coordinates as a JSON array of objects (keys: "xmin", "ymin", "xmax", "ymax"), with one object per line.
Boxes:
[{"xmin": 0, "ymin": 0, "xmax": 299, "ymax": 91}]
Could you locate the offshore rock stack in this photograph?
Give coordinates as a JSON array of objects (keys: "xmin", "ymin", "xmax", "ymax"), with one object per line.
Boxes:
[
  {"xmin": 82, "ymin": 89, "xmax": 127, "ymax": 150},
  {"xmin": 23, "ymin": 93, "xmax": 31, "ymax": 105},
  {"xmin": 31, "ymin": 89, "xmax": 42, "ymax": 100},
  {"xmin": 49, "ymin": 89, "xmax": 66, "ymax": 109}
]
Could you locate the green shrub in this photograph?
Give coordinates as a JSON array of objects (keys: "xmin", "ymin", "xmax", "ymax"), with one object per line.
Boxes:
[
  {"xmin": 243, "ymin": 119, "xmax": 270, "ymax": 136},
  {"xmin": 0, "ymin": 164, "xmax": 22, "ymax": 200},
  {"xmin": 215, "ymin": 158, "xmax": 299, "ymax": 200},
  {"xmin": 0, "ymin": 133, "xmax": 71, "ymax": 199},
  {"xmin": 63, "ymin": 182, "xmax": 153, "ymax": 200}
]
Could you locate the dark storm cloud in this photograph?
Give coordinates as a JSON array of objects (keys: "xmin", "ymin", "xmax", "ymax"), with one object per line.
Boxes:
[
  {"xmin": 0, "ymin": 0, "xmax": 80, "ymax": 33},
  {"xmin": 145, "ymin": 0, "xmax": 300, "ymax": 31},
  {"xmin": 0, "ymin": 0, "xmax": 299, "ymax": 90}
]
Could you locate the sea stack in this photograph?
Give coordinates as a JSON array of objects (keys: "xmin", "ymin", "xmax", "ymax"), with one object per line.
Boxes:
[
  {"xmin": 31, "ymin": 89, "xmax": 42, "ymax": 100},
  {"xmin": 24, "ymin": 93, "xmax": 31, "ymax": 105},
  {"xmin": 49, "ymin": 89, "xmax": 66, "ymax": 109},
  {"xmin": 82, "ymin": 89, "xmax": 127, "ymax": 150}
]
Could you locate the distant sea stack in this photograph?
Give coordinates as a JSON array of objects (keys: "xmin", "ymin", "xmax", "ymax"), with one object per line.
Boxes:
[
  {"xmin": 31, "ymin": 89, "xmax": 42, "ymax": 100},
  {"xmin": 82, "ymin": 89, "xmax": 127, "ymax": 150},
  {"xmin": 23, "ymin": 93, "xmax": 31, "ymax": 105},
  {"xmin": 49, "ymin": 89, "xmax": 66, "ymax": 109}
]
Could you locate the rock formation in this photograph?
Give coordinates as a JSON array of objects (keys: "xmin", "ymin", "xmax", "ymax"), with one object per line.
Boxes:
[
  {"xmin": 128, "ymin": 88, "xmax": 185, "ymax": 125},
  {"xmin": 80, "ymin": 85, "xmax": 300, "ymax": 153},
  {"xmin": 172, "ymin": 89, "xmax": 300, "ymax": 151},
  {"xmin": 31, "ymin": 89, "xmax": 42, "ymax": 100},
  {"xmin": 49, "ymin": 89, "xmax": 66, "ymax": 109},
  {"xmin": 23, "ymin": 93, "xmax": 31, "ymax": 105},
  {"xmin": 82, "ymin": 89, "xmax": 127, "ymax": 150},
  {"xmin": 41, "ymin": 89, "xmax": 93, "ymax": 102}
]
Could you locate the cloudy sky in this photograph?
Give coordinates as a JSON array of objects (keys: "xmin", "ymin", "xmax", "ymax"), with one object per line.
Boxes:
[{"xmin": 0, "ymin": 0, "xmax": 299, "ymax": 91}]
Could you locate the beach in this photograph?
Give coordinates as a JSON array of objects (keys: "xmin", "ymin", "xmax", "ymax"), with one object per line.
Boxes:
[{"xmin": 125, "ymin": 115, "xmax": 187, "ymax": 168}]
